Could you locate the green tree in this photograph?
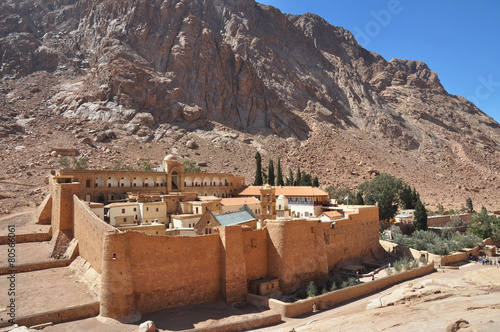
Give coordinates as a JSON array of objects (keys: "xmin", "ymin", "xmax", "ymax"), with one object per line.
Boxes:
[
  {"xmin": 276, "ymin": 158, "xmax": 284, "ymax": 186},
  {"xmin": 184, "ymin": 160, "xmax": 200, "ymax": 173},
  {"xmin": 399, "ymin": 185, "xmax": 413, "ymax": 209},
  {"xmin": 58, "ymin": 156, "xmax": 71, "ymax": 170},
  {"xmin": 301, "ymin": 172, "xmax": 312, "ymax": 186},
  {"xmin": 413, "ymin": 200, "xmax": 428, "ymax": 231},
  {"xmin": 325, "ymin": 186, "xmax": 354, "ymax": 204},
  {"xmin": 137, "ymin": 157, "xmax": 153, "ymax": 171},
  {"xmin": 469, "ymin": 206, "xmax": 499, "ymax": 239},
  {"xmin": 358, "ymin": 173, "xmax": 403, "ymax": 222},
  {"xmin": 73, "ymin": 157, "xmax": 89, "ymax": 170},
  {"xmin": 312, "ymin": 176, "xmax": 319, "ymax": 187},
  {"xmin": 306, "ymin": 281, "xmax": 317, "ymax": 297},
  {"xmin": 411, "ymin": 188, "xmax": 420, "ymax": 209},
  {"xmin": 295, "ymin": 166, "xmax": 302, "ymax": 186},
  {"xmin": 268, "ymin": 159, "xmax": 275, "ymax": 185},
  {"xmin": 285, "ymin": 168, "xmax": 294, "ymax": 186},
  {"xmin": 113, "ymin": 159, "xmax": 123, "ymax": 171},
  {"xmin": 436, "ymin": 203, "xmax": 445, "ymax": 215},
  {"xmin": 466, "ymin": 197, "xmax": 474, "ymax": 214},
  {"xmin": 254, "ymin": 152, "xmax": 263, "ymax": 186},
  {"xmin": 353, "ymin": 191, "xmax": 364, "ymax": 205}
]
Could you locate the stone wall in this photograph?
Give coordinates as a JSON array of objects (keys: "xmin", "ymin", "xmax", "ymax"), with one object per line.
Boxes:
[
  {"xmin": 73, "ymin": 196, "xmax": 114, "ymax": 273},
  {"xmin": 266, "ymin": 219, "xmax": 328, "ymax": 294},
  {"xmin": 0, "ymin": 231, "xmax": 51, "ymax": 245},
  {"xmin": 36, "ymin": 194, "xmax": 52, "ymax": 225},
  {"xmin": 125, "ymin": 232, "xmax": 223, "ymax": 313},
  {"xmin": 242, "ymin": 228, "xmax": 268, "ymax": 281},
  {"xmin": 0, "ymin": 259, "xmax": 71, "ymax": 275},
  {"xmin": 0, "ymin": 303, "xmax": 99, "ymax": 329},
  {"xmin": 324, "ymin": 207, "xmax": 381, "ymax": 268}
]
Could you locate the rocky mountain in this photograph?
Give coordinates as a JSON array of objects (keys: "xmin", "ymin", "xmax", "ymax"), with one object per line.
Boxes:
[{"xmin": 1, "ymin": 0, "xmax": 499, "ymax": 212}]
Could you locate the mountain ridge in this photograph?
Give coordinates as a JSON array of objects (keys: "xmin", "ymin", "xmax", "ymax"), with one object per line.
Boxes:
[{"xmin": 0, "ymin": 0, "xmax": 499, "ymax": 212}]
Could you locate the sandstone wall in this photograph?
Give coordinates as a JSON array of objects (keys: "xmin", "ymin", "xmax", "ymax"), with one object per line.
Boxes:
[
  {"xmin": 325, "ymin": 207, "xmax": 381, "ymax": 268},
  {"xmin": 219, "ymin": 227, "xmax": 247, "ymax": 303},
  {"xmin": 36, "ymin": 194, "xmax": 52, "ymax": 225},
  {"xmin": 50, "ymin": 178, "xmax": 80, "ymax": 235},
  {"xmin": 73, "ymin": 196, "xmax": 114, "ymax": 273},
  {"xmin": 242, "ymin": 228, "xmax": 268, "ymax": 281},
  {"xmin": 125, "ymin": 232, "xmax": 223, "ymax": 313},
  {"xmin": 266, "ymin": 219, "xmax": 328, "ymax": 294}
]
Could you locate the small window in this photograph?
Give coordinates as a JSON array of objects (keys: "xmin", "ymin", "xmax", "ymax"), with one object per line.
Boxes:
[
  {"xmin": 122, "ymin": 209, "xmax": 125, "ymax": 214},
  {"xmin": 146, "ymin": 207, "xmax": 149, "ymax": 211},
  {"xmin": 156, "ymin": 208, "xmax": 159, "ymax": 212},
  {"xmin": 86, "ymin": 179, "xmax": 91, "ymax": 188},
  {"xmin": 133, "ymin": 208, "xmax": 136, "ymax": 212}
]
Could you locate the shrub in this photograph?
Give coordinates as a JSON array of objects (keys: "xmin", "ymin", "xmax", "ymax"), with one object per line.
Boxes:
[
  {"xmin": 330, "ymin": 282, "xmax": 338, "ymax": 291},
  {"xmin": 321, "ymin": 286, "xmax": 328, "ymax": 294},
  {"xmin": 296, "ymin": 290, "xmax": 307, "ymax": 299},
  {"xmin": 306, "ymin": 281, "xmax": 317, "ymax": 298},
  {"xmin": 419, "ymin": 256, "xmax": 427, "ymax": 265},
  {"xmin": 386, "ymin": 267, "xmax": 393, "ymax": 276},
  {"xmin": 394, "ymin": 261, "xmax": 402, "ymax": 272},
  {"xmin": 411, "ymin": 259, "xmax": 419, "ymax": 269}
]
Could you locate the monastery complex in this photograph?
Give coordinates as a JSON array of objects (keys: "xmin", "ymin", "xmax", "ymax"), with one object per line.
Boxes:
[{"xmin": 35, "ymin": 155, "xmax": 385, "ymax": 321}]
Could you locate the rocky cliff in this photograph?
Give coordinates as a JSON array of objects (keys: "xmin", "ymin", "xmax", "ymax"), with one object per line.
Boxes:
[{"xmin": 1, "ymin": 0, "xmax": 499, "ymax": 211}]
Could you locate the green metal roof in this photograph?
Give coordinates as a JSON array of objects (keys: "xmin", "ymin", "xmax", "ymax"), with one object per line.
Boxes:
[{"xmin": 214, "ymin": 204, "xmax": 257, "ymax": 226}]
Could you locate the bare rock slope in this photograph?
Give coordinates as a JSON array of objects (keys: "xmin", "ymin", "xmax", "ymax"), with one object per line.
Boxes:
[{"xmin": 1, "ymin": 0, "xmax": 500, "ymax": 211}]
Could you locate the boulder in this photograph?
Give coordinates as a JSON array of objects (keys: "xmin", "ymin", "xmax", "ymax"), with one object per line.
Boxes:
[
  {"xmin": 139, "ymin": 320, "xmax": 156, "ymax": 332},
  {"xmin": 446, "ymin": 319, "xmax": 469, "ymax": 332},
  {"xmin": 80, "ymin": 137, "xmax": 94, "ymax": 145},
  {"xmin": 186, "ymin": 139, "xmax": 197, "ymax": 149}
]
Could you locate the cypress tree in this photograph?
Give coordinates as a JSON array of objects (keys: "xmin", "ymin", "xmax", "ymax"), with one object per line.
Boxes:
[
  {"xmin": 295, "ymin": 166, "xmax": 302, "ymax": 186},
  {"xmin": 466, "ymin": 197, "xmax": 474, "ymax": 214},
  {"xmin": 268, "ymin": 159, "xmax": 275, "ymax": 185},
  {"xmin": 254, "ymin": 152, "xmax": 263, "ymax": 186},
  {"xmin": 312, "ymin": 176, "xmax": 319, "ymax": 187},
  {"xmin": 411, "ymin": 188, "xmax": 420, "ymax": 209},
  {"xmin": 413, "ymin": 200, "xmax": 428, "ymax": 231},
  {"xmin": 286, "ymin": 168, "xmax": 294, "ymax": 186},
  {"xmin": 276, "ymin": 158, "xmax": 284, "ymax": 186}
]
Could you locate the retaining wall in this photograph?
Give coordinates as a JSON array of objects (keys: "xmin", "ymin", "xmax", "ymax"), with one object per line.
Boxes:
[
  {"xmin": 73, "ymin": 196, "xmax": 114, "ymax": 273},
  {"xmin": 0, "ymin": 259, "xmax": 71, "ymax": 275},
  {"xmin": 0, "ymin": 231, "xmax": 51, "ymax": 245},
  {"xmin": 268, "ymin": 262, "xmax": 435, "ymax": 318},
  {"xmin": 0, "ymin": 302, "xmax": 99, "ymax": 329}
]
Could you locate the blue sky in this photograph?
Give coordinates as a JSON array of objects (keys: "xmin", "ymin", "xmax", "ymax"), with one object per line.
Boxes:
[{"xmin": 258, "ymin": 0, "xmax": 500, "ymax": 123}]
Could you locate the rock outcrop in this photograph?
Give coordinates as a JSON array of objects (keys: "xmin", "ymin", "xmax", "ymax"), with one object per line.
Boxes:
[{"xmin": 1, "ymin": 0, "xmax": 500, "ymax": 210}]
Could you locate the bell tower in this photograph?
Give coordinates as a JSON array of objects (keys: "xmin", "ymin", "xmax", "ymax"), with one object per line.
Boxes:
[
  {"xmin": 164, "ymin": 155, "xmax": 184, "ymax": 193},
  {"xmin": 260, "ymin": 184, "xmax": 276, "ymax": 225}
]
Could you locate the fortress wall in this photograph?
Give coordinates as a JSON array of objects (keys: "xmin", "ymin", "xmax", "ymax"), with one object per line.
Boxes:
[
  {"xmin": 267, "ymin": 219, "xmax": 328, "ymax": 294},
  {"xmin": 219, "ymin": 227, "xmax": 248, "ymax": 303},
  {"xmin": 73, "ymin": 196, "xmax": 114, "ymax": 273},
  {"xmin": 125, "ymin": 232, "xmax": 223, "ymax": 313},
  {"xmin": 242, "ymin": 229, "xmax": 268, "ymax": 281},
  {"xmin": 51, "ymin": 180, "xmax": 81, "ymax": 235},
  {"xmin": 324, "ymin": 206, "xmax": 380, "ymax": 268},
  {"xmin": 36, "ymin": 194, "xmax": 52, "ymax": 225}
]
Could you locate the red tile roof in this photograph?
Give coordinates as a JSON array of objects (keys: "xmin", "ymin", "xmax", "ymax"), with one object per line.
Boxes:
[{"xmin": 235, "ymin": 186, "xmax": 328, "ymax": 197}]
